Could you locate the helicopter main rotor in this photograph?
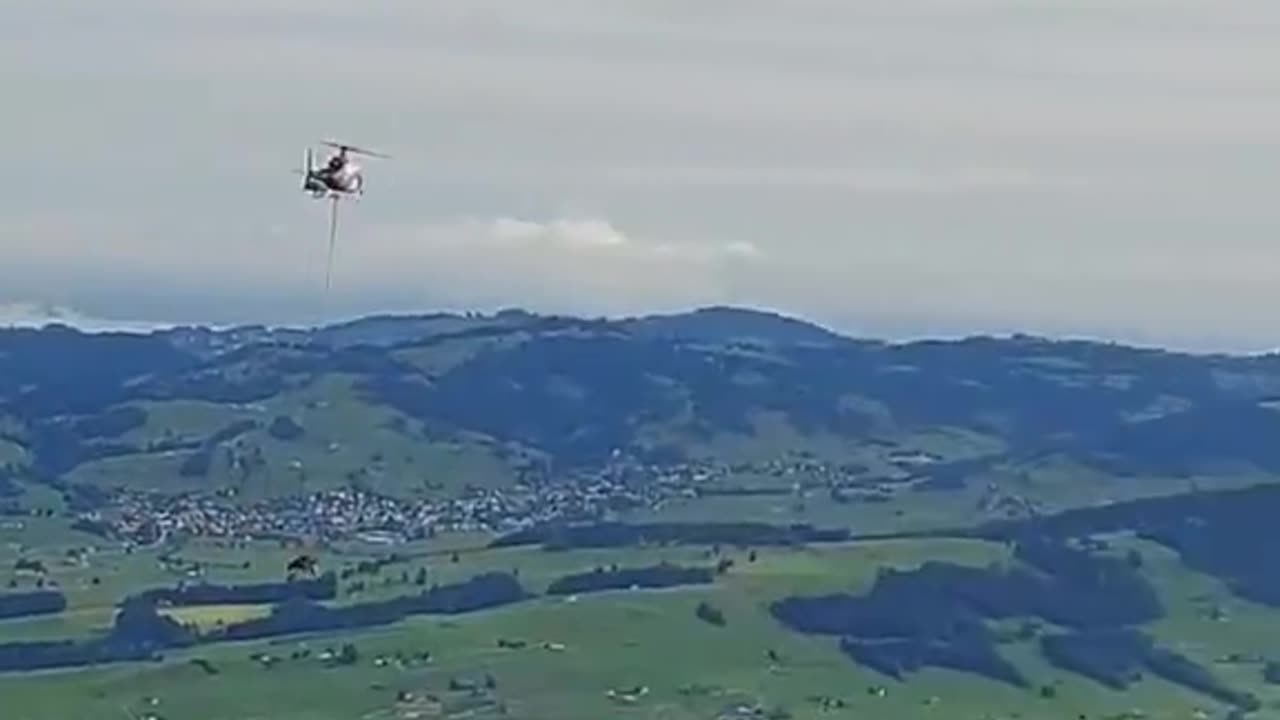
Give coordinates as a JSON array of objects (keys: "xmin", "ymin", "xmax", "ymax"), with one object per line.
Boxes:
[{"xmin": 321, "ymin": 140, "xmax": 390, "ymax": 159}]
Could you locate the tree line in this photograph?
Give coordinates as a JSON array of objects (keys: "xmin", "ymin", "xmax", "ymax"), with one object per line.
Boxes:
[
  {"xmin": 770, "ymin": 534, "xmax": 1255, "ymax": 710},
  {"xmin": 491, "ymin": 521, "xmax": 850, "ymax": 550}
]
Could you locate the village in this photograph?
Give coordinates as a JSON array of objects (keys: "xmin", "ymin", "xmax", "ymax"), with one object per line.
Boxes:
[{"xmin": 72, "ymin": 456, "xmax": 888, "ymax": 546}]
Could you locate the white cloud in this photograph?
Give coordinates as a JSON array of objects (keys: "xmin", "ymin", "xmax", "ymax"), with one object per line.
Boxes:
[
  {"xmin": 490, "ymin": 218, "xmax": 627, "ymax": 248},
  {"xmin": 331, "ymin": 217, "xmax": 766, "ymax": 318}
]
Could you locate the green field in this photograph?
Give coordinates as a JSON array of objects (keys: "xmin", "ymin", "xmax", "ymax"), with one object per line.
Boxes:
[{"xmin": 2, "ymin": 519, "xmax": 1278, "ymax": 720}]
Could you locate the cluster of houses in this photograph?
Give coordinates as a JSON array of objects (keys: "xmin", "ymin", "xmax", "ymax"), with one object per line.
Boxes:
[{"xmin": 77, "ymin": 456, "xmax": 892, "ymax": 545}]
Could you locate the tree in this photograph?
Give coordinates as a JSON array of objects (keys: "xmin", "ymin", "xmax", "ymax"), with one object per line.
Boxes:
[
  {"xmin": 337, "ymin": 643, "xmax": 359, "ymax": 665},
  {"xmin": 696, "ymin": 601, "xmax": 726, "ymax": 627},
  {"xmin": 267, "ymin": 416, "xmax": 304, "ymax": 441}
]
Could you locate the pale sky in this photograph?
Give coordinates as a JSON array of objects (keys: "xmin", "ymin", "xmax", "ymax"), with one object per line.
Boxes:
[{"xmin": 4, "ymin": 0, "xmax": 1280, "ymax": 350}]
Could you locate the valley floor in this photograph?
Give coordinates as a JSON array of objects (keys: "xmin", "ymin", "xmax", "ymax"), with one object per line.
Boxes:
[{"xmin": 1, "ymin": 525, "xmax": 1277, "ymax": 720}]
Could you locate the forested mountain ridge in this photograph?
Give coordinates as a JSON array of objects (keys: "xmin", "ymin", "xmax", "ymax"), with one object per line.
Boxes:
[{"xmin": 1, "ymin": 307, "xmax": 1279, "ymax": 498}]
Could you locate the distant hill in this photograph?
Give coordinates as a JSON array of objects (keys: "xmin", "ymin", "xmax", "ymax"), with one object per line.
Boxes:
[
  {"xmin": 623, "ymin": 306, "xmax": 851, "ymax": 346},
  {"xmin": 1, "ymin": 306, "xmax": 1279, "ymax": 501}
]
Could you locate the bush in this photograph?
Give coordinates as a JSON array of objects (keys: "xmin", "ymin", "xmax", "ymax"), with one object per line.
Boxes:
[
  {"xmin": 696, "ymin": 601, "xmax": 726, "ymax": 627},
  {"xmin": 268, "ymin": 416, "xmax": 305, "ymax": 441}
]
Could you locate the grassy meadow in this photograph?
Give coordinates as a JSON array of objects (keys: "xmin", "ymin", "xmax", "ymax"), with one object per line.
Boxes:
[{"xmin": 1, "ymin": 519, "xmax": 1277, "ymax": 720}]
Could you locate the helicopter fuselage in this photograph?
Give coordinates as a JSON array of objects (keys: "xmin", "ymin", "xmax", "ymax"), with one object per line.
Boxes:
[
  {"xmin": 309, "ymin": 167, "xmax": 361, "ymax": 195},
  {"xmin": 302, "ymin": 151, "xmax": 365, "ymax": 198}
]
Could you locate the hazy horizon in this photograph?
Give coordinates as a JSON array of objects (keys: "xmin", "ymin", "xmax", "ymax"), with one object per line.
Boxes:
[
  {"xmin": 6, "ymin": 1, "xmax": 1280, "ymax": 352},
  {"xmin": 3, "ymin": 298, "xmax": 1276, "ymax": 358}
]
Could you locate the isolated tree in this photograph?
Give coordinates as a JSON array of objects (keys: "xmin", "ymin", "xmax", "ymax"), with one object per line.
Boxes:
[
  {"xmin": 337, "ymin": 643, "xmax": 359, "ymax": 665},
  {"xmin": 696, "ymin": 601, "xmax": 726, "ymax": 627}
]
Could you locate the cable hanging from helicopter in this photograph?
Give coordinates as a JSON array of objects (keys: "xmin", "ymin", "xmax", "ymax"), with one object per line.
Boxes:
[{"xmin": 296, "ymin": 140, "xmax": 390, "ymax": 292}]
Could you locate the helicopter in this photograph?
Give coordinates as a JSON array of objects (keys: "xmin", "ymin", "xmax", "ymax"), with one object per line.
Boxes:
[
  {"xmin": 296, "ymin": 140, "xmax": 390, "ymax": 290},
  {"xmin": 299, "ymin": 140, "xmax": 389, "ymax": 199}
]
